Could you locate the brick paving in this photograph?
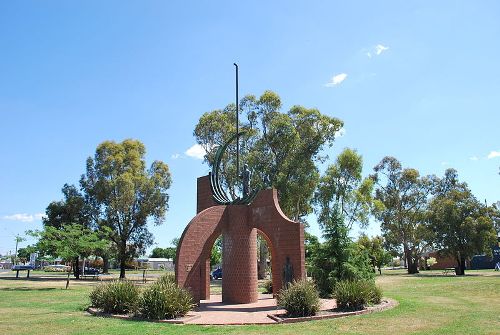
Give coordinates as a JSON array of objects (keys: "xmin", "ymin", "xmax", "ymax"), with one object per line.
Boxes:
[{"xmin": 183, "ymin": 293, "xmax": 336, "ymax": 325}]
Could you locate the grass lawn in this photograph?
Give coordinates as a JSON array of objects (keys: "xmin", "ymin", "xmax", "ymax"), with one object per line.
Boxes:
[{"xmin": 0, "ymin": 269, "xmax": 498, "ymax": 334}]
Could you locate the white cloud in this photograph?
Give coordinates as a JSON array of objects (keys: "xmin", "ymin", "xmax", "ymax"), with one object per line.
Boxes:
[
  {"xmin": 469, "ymin": 156, "xmax": 479, "ymax": 161},
  {"xmin": 375, "ymin": 44, "xmax": 389, "ymax": 55},
  {"xmin": 487, "ymin": 151, "xmax": 500, "ymax": 159},
  {"xmin": 185, "ymin": 144, "xmax": 206, "ymax": 159},
  {"xmin": 441, "ymin": 162, "xmax": 449, "ymax": 166},
  {"xmin": 2, "ymin": 213, "xmax": 45, "ymax": 223},
  {"xmin": 366, "ymin": 44, "xmax": 389, "ymax": 58},
  {"xmin": 171, "ymin": 153, "xmax": 181, "ymax": 159},
  {"xmin": 324, "ymin": 73, "xmax": 347, "ymax": 87}
]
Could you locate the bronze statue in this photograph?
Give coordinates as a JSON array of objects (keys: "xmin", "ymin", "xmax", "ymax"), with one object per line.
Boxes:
[{"xmin": 283, "ymin": 256, "xmax": 294, "ymax": 288}]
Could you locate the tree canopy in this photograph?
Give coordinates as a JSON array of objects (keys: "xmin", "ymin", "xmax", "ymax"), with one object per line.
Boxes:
[
  {"xmin": 80, "ymin": 139, "xmax": 172, "ymax": 278},
  {"xmin": 372, "ymin": 156, "xmax": 433, "ymax": 274},
  {"xmin": 314, "ymin": 148, "xmax": 374, "ymax": 229},
  {"xmin": 194, "ymin": 90, "xmax": 343, "ymax": 221},
  {"xmin": 428, "ymin": 169, "xmax": 497, "ymax": 275}
]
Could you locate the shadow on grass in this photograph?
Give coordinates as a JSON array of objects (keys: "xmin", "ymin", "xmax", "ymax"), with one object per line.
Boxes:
[
  {"xmin": 0, "ymin": 287, "xmax": 57, "ymax": 291},
  {"xmin": 0, "ymin": 276, "xmax": 69, "ymax": 282}
]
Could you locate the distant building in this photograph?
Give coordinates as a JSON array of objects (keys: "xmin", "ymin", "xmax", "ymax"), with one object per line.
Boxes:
[
  {"xmin": 137, "ymin": 258, "xmax": 174, "ymax": 271},
  {"xmin": 0, "ymin": 259, "xmax": 12, "ymax": 269}
]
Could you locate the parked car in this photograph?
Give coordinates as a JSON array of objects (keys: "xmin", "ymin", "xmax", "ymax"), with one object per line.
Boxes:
[
  {"xmin": 211, "ymin": 268, "xmax": 222, "ymax": 280},
  {"xmin": 84, "ymin": 267, "xmax": 100, "ymax": 275}
]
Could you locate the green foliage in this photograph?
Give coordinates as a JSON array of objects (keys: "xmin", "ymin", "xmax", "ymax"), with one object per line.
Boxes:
[
  {"xmin": 210, "ymin": 236, "xmax": 222, "ymax": 266},
  {"xmin": 263, "ymin": 279, "xmax": 273, "ymax": 294},
  {"xmin": 315, "ymin": 148, "xmax": 374, "ymax": 229},
  {"xmin": 81, "ymin": 139, "xmax": 172, "ymax": 278},
  {"xmin": 333, "ymin": 280, "xmax": 382, "ymax": 311},
  {"xmin": 309, "ymin": 205, "xmax": 374, "ymax": 297},
  {"xmin": 156, "ymin": 272, "xmax": 176, "ymax": 286},
  {"xmin": 17, "ymin": 245, "xmax": 37, "ymax": 262},
  {"xmin": 372, "ymin": 156, "xmax": 433, "ymax": 274},
  {"xmin": 194, "ymin": 90, "xmax": 343, "ymax": 221},
  {"xmin": 139, "ymin": 281, "xmax": 194, "ymax": 320},
  {"xmin": 428, "ymin": 170, "xmax": 497, "ymax": 275},
  {"xmin": 29, "ymin": 224, "xmax": 107, "ymax": 266},
  {"xmin": 277, "ymin": 280, "xmax": 321, "ymax": 317},
  {"xmin": 89, "ymin": 280, "xmax": 139, "ymax": 314},
  {"xmin": 357, "ymin": 235, "xmax": 392, "ymax": 274},
  {"xmin": 427, "ymin": 257, "xmax": 437, "ymax": 267},
  {"xmin": 150, "ymin": 247, "xmax": 176, "ymax": 259}
]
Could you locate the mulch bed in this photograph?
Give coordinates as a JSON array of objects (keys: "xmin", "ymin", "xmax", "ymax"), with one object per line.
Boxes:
[
  {"xmin": 86, "ymin": 307, "xmax": 200, "ymax": 324},
  {"xmin": 267, "ymin": 298, "xmax": 398, "ymax": 324}
]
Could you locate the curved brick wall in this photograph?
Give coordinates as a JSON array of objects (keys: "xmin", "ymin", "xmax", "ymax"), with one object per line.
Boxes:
[{"xmin": 176, "ymin": 175, "xmax": 305, "ymax": 304}]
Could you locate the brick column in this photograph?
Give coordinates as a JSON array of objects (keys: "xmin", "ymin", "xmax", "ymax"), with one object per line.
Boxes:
[{"xmin": 222, "ymin": 206, "xmax": 258, "ymax": 304}]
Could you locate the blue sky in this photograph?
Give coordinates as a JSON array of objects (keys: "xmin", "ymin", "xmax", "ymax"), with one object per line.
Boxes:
[{"xmin": 1, "ymin": 1, "xmax": 499, "ymax": 255}]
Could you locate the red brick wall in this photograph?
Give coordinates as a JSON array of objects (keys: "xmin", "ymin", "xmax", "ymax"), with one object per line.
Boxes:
[{"xmin": 176, "ymin": 175, "xmax": 305, "ymax": 304}]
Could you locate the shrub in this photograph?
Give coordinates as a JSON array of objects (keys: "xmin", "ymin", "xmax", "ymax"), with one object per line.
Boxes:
[
  {"xmin": 277, "ymin": 280, "xmax": 321, "ymax": 317},
  {"xmin": 156, "ymin": 272, "xmax": 176, "ymax": 286},
  {"xmin": 139, "ymin": 281, "xmax": 194, "ymax": 320},
  {"xmin": 89, "ymin": 280, "xmax": 139, "ymax": 314},
  {"xmin": 333, "ymin": 280, "xmax": 382, "ymax": 311},
  {"xmin": 262, "ymin": 279, "xmax": 273, "ymax": 294}
]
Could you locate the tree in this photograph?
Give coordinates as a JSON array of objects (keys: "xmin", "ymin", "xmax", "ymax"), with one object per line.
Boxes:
[
  {"xmin": 357, "ymin": 235, "xmax": 392, "ymax": 274},
  {"xmin": 42, "ymin": 184, "xmax": 91, "ymax": 277},
  {"xmin": 150, "ymin": 247, "xmax": 176, "ymax": 260},
  {"xmin": 428, "ymin": 170, "xmax": 497, "ymax": 275},
  {"xmin": 81, "ymin": 139, "xmax": 172, "ymax": 279},
  {"xmin": 17, "ymin": 245, "xmax": 37, "ymax": 264},
  {"xmin": 194, "ymin": 91, "xmax": 343, "ymax": 221},
  {"xmin": 210, "ymin": 236, "xmax": 222, "ymax": 268},
  {"xmin": 488, "ymin": 201, "xmax": 500, "ymax": 234},
  {"xmin": 309, "ymin": 205, "xmax": 374, "ymax": 296},
  {"xmin": 372, "ymin": 156, "xmax": 433, "ymax": 274},
  {"xmin": 314, "ymin": 148, "xmax": 374, "ymax": 229},
  {"xmin": 14, "ymin": 234, "xmax": 26, "ymax": 265},
  {"xmin": 29, "ymin": 224, "xmax": 106, "ymax": 279}
]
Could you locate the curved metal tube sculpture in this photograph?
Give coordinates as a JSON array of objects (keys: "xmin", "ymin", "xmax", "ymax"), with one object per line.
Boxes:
[{"xmin": 209, "ymin": 131, "xmax": 258, "ymax": 205}]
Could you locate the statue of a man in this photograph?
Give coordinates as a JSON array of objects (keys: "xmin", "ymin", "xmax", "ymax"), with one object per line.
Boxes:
[
  {"xmin": 241, "ymin": 164, "xmax": 251, "ymax": 197},
  {"xmin": 283, "ymin": 256, "xmax": 294, "ymax": 288}
]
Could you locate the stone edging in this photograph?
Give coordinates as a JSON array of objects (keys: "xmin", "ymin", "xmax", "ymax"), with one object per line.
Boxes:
[
  {"xmin": 86, "ymin": 307, "xmax": 201, "ymax": 324},
  {"xmin": 267, "ymin": 298, "xmax": 398, "ymax": 324}
]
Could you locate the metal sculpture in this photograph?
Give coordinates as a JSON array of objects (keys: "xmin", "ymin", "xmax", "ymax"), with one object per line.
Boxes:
[{"xmin": 209, "ymin": 131, "xmax": 258, "ymax": 205}]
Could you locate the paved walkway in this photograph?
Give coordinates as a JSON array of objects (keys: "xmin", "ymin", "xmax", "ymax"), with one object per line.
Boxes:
[{"xmin": 183, "ymin": 294, "xmax": 336, "ymax": 325}]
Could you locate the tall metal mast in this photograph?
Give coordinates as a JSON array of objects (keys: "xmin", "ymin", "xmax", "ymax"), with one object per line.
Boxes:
[{"xmin": 234, "ymin": 63, "xmax": 239, "ymax": 180}]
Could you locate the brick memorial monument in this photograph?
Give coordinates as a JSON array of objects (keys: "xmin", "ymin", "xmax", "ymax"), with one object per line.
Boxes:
[
  {"xmin": 176, "ymin": 65, "xmax": 305, "ymax": 304},
  {"xmin": 175, "ymin": 175, "xmax": 305, "ymax": 304}
]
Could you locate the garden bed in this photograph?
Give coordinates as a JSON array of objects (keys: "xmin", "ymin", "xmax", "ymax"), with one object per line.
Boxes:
[
  {"xmin": 86, "ymin": 307, "xmax": 201, "ymax": 324},
  {"xmin": 267, "ymin": 298, "xmax": 398, "ymax": 324}
]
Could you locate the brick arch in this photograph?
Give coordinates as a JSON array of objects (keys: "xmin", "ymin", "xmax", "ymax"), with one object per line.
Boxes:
[
  {"xmin": 250, "ymin": 189, "xmax": 305, "ymax": 294},
  {"xmin": 176, "ymin": 175, "xmax": 305, "ymax": 304},
  {"xmin": 175, "ymin": 205, "xmax": 225, "ymax": 302}
]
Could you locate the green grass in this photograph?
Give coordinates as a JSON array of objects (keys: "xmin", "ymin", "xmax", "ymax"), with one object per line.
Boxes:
[{"xmin": 0, "ymin": 269, "xmax": 498, "ymax": 334}]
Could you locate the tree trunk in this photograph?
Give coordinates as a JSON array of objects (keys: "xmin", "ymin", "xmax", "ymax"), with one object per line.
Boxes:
[
  {"xmin": 406, "ymin": 254, "xmax": 419, "ymax": 274},
  {"xmin": 258, "ymin": 241, "xmax": 268, "ymax": 280},
  {"xmin": 119, "ymin": 257, "xmax": 126, "ymax": 279},
  {"xmin": 455, "ymin": 254, "xmax": 466, "ymax": 276},
  {"xmin": 102, "ymin": 255, "xmax": 109, "ymax": 274},
  {"xmin": 119, "ymin": 243, "xmax": 126, "ymax": 279},
  {"xmin": 73, "ymin": 256, "xmax": 80, "ymax": 279}
]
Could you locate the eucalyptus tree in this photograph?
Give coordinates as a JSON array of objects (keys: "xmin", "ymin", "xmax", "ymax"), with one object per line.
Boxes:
[
  {"xmin": 194, "ymin": 90, "xmax": 343, "ymax": 222},
  {"xmin": 314, "ymin": 148, "xmax": 374, "ymax": 230},
  {"xmin": 371, "ymin": 156, "xmax": 433, "ymax": 274},
  {"xmin": 41, "ymin": 184, "xmax": 92, "ymax": 277},
  {"xmin": 81, "ymin": 139, "xmax": 172, "ymax": 279},
  {"xmin": 428, "ymin": 169, "xmax": 497, "ymax": 275}
]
